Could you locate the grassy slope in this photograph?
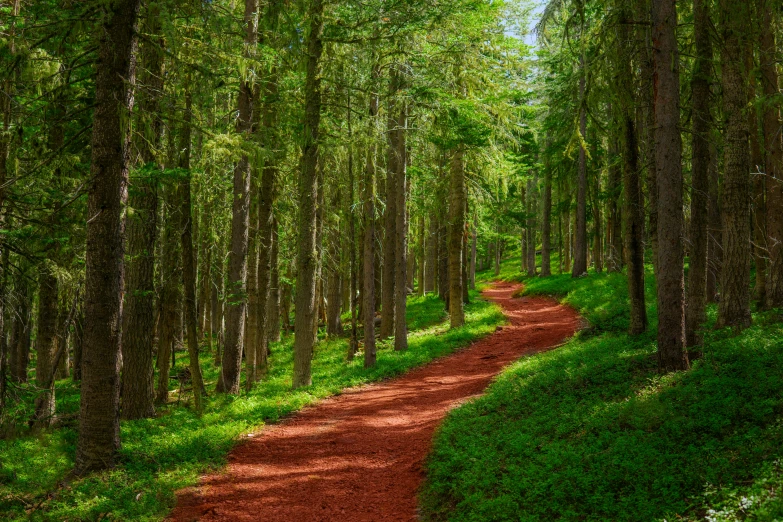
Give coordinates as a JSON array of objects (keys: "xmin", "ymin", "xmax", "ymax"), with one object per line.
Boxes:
[
  {"xmin": 0, "ymin": 291, "xmax": 504, "ymax": 521},
  {"xmin": 422, "ymin": 257, "xmax": 783, "ymax": 521}
]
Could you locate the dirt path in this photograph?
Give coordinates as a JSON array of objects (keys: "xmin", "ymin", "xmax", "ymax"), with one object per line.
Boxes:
[{"xmin": 170, "ymin": 282, "xmax": 582, "ymax": 521}]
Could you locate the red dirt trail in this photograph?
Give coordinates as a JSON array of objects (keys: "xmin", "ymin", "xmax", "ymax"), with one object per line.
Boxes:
[{"xmin": 170, "ymin": 282, "xmax": 582, "ymax": 521}]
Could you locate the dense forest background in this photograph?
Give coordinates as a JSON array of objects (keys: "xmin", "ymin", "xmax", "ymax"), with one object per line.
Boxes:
[{"xmin": 1, "ymin": 0, "xmax": 783, "ymax": 518}]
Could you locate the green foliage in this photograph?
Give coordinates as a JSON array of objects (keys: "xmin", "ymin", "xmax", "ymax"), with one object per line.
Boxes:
[
  {"xmin": 0, "ymin": 292, "xmax": 504, "ymax": 521},
  {"xmin": 422, "ymin": 259, "xmax": 783, "ymax": 521}
]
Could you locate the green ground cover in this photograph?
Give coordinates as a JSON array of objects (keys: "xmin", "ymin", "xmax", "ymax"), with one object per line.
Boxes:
[
  {"xmin": 0, "ymin": 291, "xmax": 504, "ymax": 521},
  {"xmin": 423, "ymin": 258, "xmax": 783, "ymax": 521}
]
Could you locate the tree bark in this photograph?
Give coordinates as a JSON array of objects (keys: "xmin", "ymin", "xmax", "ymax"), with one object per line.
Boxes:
[
  {"xmin": 72, "ymin": 304, "xmax": 84, "ymax": 382},
  {"xmin": 178, "ymin": 89, "xmax": 206, "ymax": 411},
  {"xmin": 440, "ymin": 214, "xmax": 450, "ymax": 299},
  {"xmin": 363, "ymin": 65, "xmax": 379, "ymax": 368},
  {"xmin": 607, "ymin": 114, "xmax": 623, "ymax": 273},
  {"xmin": 448, "ymin": 146, "xmax": 466, "ymax": 327},
  {"xmin": 393, "ymin": 96, "xmax": 408, "ymax": 351},
  {"xmin": 527, "ymin": 178, "xmax": 537, "ymax": 276},
  {"xmin": 717, "ymin": 0, "xmax": 752, "ymax": 328},
  {"xmin": 292, "ymin": 0, "xmax": 324, "ymax": 388},
  {"xmin": 747, "ymin": 48, "xmax": 766, "ymax": 307},
  {"xmin": 652, "ymin": 0, "xmax": 688, "ymax": 371},
  {"xmin": 198, "ymin": 207, "xmax": 212, "ymax": 336},
  {"xmin": 426, "ymin": 212, "xmax": 438, "ymax": 293},
  {"xmin": 256, "ymin": 51, "xmax": 282, "ymax": 373},
  {"xmin": 418, "ymin": 215, "xmax": 426, "ymax": 295},
  {"xmin": 347, "ymin": 102, "xmax": 359, "ymax": 357},
  {"xmin": 33, "ymin": 268, "xmax": 58, "ymax": 428},
  {"xmin": 617, "ymin": 7, "xmax": 647, "ymax": 336},
  {"xmin": 573, "ymin": 59, "xmax": 588, "ymax": 277},
  {"xmin": 121, "ymin": 2, "xmax": 162, "ymax": 419},
  {"xmin": 0, "ymin": 0, "xmax": 20, "ymax": 224},
  {"xmin": 326, "ymin": 190, "xmax": 343, "ymax": 337},
  {"xmin": 245, "ymin": 180, "xmax": 260, "ymax": 388},
  {"xmin": 9, "ymin": 276, "xmax": 31, "ymax": 384},
  {"xmin": 640, "ymin": 11, "xmax": 658, "ymax": 276},
  {"xmin": 218, "ymin": 0, "xmax": 258, "ymax": 394},
  {"xmin": 156, "ymin": 183, "xmax": 180, "ymax": 404},
  {"xmin": 267, "ymin": 216, "xmax": 281, "ymax": 344},
  {"xmin": 759, "ymin": 0, "xmax": 783, "ymax": 308},
  {"xmin": 685, "ymin": 0, "xmax": 713, "ymax": 347},
  {"xmin": 591, "ymin": 164, "xmax": 602, "ymax": 273},
  {"xmin": 707, "ymin": 142, "xmax": 722, "ymax": 302},
  {"xmin": 380, "ymin": 88, "xmax": 399, "ymax": 339},
  {"xmin": 542, "ymin": 157, "xmax": 552, "ymax": 276},
  {"xmin": 74, "ymin": 0, "xmax": 140, "ymax": 475}
]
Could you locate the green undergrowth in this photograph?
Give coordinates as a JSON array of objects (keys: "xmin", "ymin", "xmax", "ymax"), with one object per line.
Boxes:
[
  {"xmin": 0, "ymin": 291, "xmax": 504, "ymax": 521},
  {"xmin": 423, "ymin": 257, "xmax": 783, "ymax": 521}
]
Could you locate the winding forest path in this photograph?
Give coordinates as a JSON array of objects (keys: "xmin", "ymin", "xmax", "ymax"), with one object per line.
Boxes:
[{"xmin": 169, "ymin": 282, "xmax": 582, "ymax": 521}]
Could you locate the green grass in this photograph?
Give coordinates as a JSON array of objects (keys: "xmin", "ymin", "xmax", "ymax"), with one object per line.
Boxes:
[
  {"xmin": 0, "ymin": 291, "xmax": 505, "ymax": 521},
  {"xmin": 422, "ymin": 257, "xmax": 783, "ymax": 521}
]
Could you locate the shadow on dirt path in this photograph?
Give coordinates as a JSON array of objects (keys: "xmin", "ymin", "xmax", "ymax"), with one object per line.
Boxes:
[{"xmin": 169, "ymin": 281, "xmax": 582, "ymax": 521}]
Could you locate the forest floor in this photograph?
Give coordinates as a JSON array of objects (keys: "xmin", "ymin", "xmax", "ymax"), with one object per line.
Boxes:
[
  {"xmin": 1, "ymin": 292, "xmax": 505, "ymax": 520},
  {"xmin": 422, "ymin": 260, "xmax": 783, "ymax": 521},
  {"xmin": 169, "ymin": 282, "xmax": 582, "ymax": 521}
]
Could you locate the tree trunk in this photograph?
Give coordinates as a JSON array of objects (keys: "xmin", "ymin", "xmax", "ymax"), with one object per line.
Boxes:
[
  {"xmin": 256, "ymin": 57, "xmax": 282, "ymax": 373},
  {"xmin": 9, "ymin": 276, "xmax": 31, "ymax": 383},
  {"xmin": 426, "ymin": 213, "xmax": 438, "ymax": 293},
  {"xmin": 591, "ymin": 165, "xmax": 602, "ymax": 274},
  {"xmin": 747, "ymin": 49, "xmax": 766, "ymax": 307},
  {"xmin": 121, "ymin": 2, "xmax": 162, "ymax": 418},
  {"xmin": 448, "ymin": 146, "xmax": 466, "ymax": 327},
  {"xmin": 33, "ymin": 268, "xmax": 58, "ymax": 428},
  {"xmin": 707, "ymin": 142, "xmax": 722, "ymax": 302},
  {"xmin": 542, "ymin": 158, "xmax": 552, "ymax": 276},
  {"xmin": 198, "ymin": 207, "xmax": 212, "ymax": 336},
  {"xmin": 394, "ymin": 97, "xmax": 408, "ymax": 351},
  {"xmin": 292, "ymin": 0, "xmax": 324, "ymax": 388},
  {"xmin": 573, "ymin": 60, "xmax": 588, "ymax": 278},
  {"xmin": 218, "ymin": 0, "xmax": 258, "ymax": 394},
  {"xmin": 210, "ymin": 274, "xmax": 221, "ymax": 360},
  {"xmin": 363, "ymin": 68, "xmax": 379, "ymax": 368},
  {"xmin": 652, "ymin": 0, "xmax": 688, "ymax": 371},
  {"xmin": 607, "ymin": 114, "xmax": 623, "ymax": 273},
  {"xmin": 267, "ymin": 216, "xmax": 281, "ymax": 344},
  {"xmin": 0, "ymin": 0, "xmax": 20, "ymax": 226},
  {"xmin": 380, "ymin": 92, "xmax": 398, "ymax": 340},
  {"xmin": 564, "ymin": 204, "xmax": 571, "ymax": 273},
  {"xmin": 717, "ymin": 0, "xmax": 752, "ymax": 328},
  {"xmin": 527, "ymin": 178, "xmax": 536, "ymax": 276},
  {"xmin": 440, "ymin": 214, "xmax": 450, "ymax": 299},
  {"xmin": 313, "ymin": 164, "xmax": 326, "ymax": 339},
  {"xmin": 617, "ymin": 7, "xmax": 647, "ymax": 336},
  {"xmin": 520, "ymin": 179, "xmax": 527, "ymax": 275},
  {"xmin": 760, "ymin": 0, "xmax": 783, "ymax": 308},
  {"xmin": 685, "ymin": 0, "xmax": 713, "ymax": 347},
  {"xmin": 156, "ymin": 183, "xmax": 180, "ymax": 404},
  {"xmin": 74, "ymin": 0, "xmax": 140, "ymax": 475},
  {"xmin": 178, "ymin": 89, "xmax": 206, "ymax": 411},
  {"xmin": 244, "ymin": 181, "xmax": 260, "ymax": 388},
  {"xmin": 418, "ymin": 215, "xmax": 426, "ymax": 295},
  {"xmin": 281, "ymin": 265, "xmax": 292, "ymax": 333},
  {"xmin": 326, "ymin": 191, "xmax": 343, "ymax": 338},
  {"xmin": 72, "ymin": 304, "xmax": 84, "ymax": 382},
  {"xmin": 494, "ymin": 228, "xmax": 501, "ymax": 277},
  {"xmin": 462, "ymin": 220, "xmax": 470, "ymax": 304},
  {"xmin": 640, "ymin": 12, "xmax": 658, "ymax": 276},
  {"xmin": 347, "ymin": 105, "xmax": 359, "ymax": 357}
]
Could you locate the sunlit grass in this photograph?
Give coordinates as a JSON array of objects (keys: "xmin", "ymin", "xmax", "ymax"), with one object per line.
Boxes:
[
  {"xmin": 0, "ymin": 291, "xmax": 504, "ymax": 521},
  {"xmin": 422, "ymin": 258, "xmax": 783, "ymax": 521}
]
